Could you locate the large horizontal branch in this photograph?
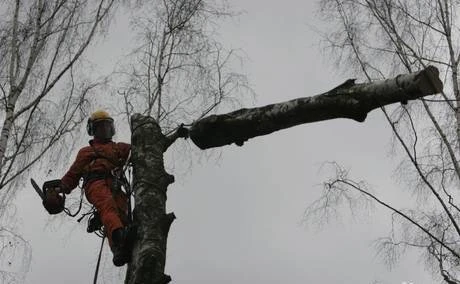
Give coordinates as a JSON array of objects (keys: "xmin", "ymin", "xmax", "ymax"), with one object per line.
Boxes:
[{"xmin": 189, "ymin": 66, "xmax": 443, "ymax": 149}]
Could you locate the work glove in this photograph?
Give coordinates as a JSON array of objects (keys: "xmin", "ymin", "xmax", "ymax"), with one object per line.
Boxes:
[{"xmin": 58, "ymin": 182, "xmax": 71, "ymax": 195}]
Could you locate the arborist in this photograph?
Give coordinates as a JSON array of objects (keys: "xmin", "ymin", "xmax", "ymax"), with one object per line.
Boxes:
[{"xmin": 56, "ymin": 110, "xmax": 131, "ymax": 266}]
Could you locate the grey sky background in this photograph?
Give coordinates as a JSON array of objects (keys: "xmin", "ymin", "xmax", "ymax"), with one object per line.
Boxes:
[{"xmin": 14, "ymin": 1, "xmax": 436, "ymax": 283}]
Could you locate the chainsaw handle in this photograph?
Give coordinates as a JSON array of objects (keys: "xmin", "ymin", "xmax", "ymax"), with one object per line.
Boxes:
[
  {"xmin": 42, "ymin": 179, "xmax": 66, "ymax": 215},
  {"xmin": 45, "ymin": 187, "xmax": 65, "ymax": 199}
]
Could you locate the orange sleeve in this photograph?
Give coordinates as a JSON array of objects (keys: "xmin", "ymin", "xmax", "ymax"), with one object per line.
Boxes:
[{"xmin": 61, "ymin": 148, "xmax": 90, "ymax": 193}]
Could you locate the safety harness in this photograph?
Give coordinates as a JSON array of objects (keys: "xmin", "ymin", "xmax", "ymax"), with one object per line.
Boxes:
[{"xmin": 79, "ymin": 142, "xmax": 133, "ymax": 231}]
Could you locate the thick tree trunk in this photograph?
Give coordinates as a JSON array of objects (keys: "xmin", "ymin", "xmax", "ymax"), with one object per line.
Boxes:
[
  {"xmin": 190, "ymin": 66, "xmax": 443, "ymax": 149},
  {"xmin": 126, "ymin": 114, "xmax": 175, "ymax": 284}
]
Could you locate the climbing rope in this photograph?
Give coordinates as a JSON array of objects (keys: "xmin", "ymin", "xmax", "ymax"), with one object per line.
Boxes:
[
  {"xmin": 123, "ymin": 165, "xmax": 133, "ymax": 223},
  {"xmin": 93, "ymin": 235, "xmax": 106, "ymax": 284}
]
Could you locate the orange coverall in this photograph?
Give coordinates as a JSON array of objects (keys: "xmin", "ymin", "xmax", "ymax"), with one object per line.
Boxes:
[{"xmin": 61, "ymin": 138, "xmax": 131, "ymax": 245}]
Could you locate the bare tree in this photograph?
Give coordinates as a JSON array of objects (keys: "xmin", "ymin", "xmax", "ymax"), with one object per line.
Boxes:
[
  {"xmin": 114, "ymin": 1, "xmax": 250, "ymax": 282},
  {"xmin": 0, "ymin": 0, "xmax": 116, "ymax": 281},
  {"xmin": 117, "ymin": 0, "xmax": 247, "ymax": 132},
  {"xmin": 114, "ymin": 1, "xmax": 443, "ymax": 283},
  {"xmin": 305, "ymin": 0, "xmax": 460, "ymax": 282},
  {"xmin": 127, "ymin": 56, "xmax": 442, "ymax": 284}
]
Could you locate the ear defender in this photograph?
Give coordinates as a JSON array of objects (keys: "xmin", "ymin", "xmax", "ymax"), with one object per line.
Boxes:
[
  {"xmin": 86, "ymin": 118, "xmax": 94, "ymax": 136},
  {"xmin": 109, "ymin": 123, "xmax": 115, "ymax": 136}
]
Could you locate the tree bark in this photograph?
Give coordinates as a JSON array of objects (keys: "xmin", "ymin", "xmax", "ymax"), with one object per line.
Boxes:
[
  {"xmin": 189, "ymin": 66, "xmax": 443, "ymax": 149},
  {"xmin": 126, "ymin": 114, "xmax": 175, "ymax": 284}
]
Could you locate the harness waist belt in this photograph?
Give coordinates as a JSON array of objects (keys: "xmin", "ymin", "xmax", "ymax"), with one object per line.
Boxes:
[{"xmin": 84, "ymin": 172, "xmax": 110, "ymax": 185}]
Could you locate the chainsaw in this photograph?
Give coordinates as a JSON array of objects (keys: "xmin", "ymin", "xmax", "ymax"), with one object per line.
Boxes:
[{"xmin": 30, "ymin": 178, "xmax": 66, "ymax": 215}]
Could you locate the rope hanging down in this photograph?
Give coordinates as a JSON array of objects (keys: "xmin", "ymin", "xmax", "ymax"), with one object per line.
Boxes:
[{"xmin": 93, "ymin": 235, "xmax": 106, "ymax": 284}]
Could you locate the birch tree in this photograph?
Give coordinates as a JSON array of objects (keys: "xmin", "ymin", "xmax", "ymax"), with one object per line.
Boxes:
[
  {"xmin": 118, "ymin": 0, "xmax": 444, "ymax": 283},
  {"xmin": 304, "ymin": 0, "xmax": 460, "ymax": 283},
  {"xmin": 116, "ymin": 1, "xmax": 249, "ymax": 281},
  {"xmin": 0, "ymin": 0, "xmax": 116, "ymax": 282}
]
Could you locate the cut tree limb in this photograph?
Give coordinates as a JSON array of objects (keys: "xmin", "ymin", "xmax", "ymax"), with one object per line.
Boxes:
[{"xmin": 189, "ymin": 65, "xmax": 443, "ymax": 149}]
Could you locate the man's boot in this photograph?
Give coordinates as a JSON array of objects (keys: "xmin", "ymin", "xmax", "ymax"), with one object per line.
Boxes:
[{"xmin": 111, "ymin": 227, "xmax": 129, "ymax": 266}]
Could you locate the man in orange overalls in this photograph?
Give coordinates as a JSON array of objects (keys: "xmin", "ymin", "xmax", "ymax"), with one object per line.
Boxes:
[{"xmin": 58, "ymin": 110, "xmax": 131, "ymax": 266}]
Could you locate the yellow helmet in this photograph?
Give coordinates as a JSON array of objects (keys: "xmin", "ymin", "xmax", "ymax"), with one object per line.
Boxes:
[
  {"xmin": 90, "ymin": 110, "xmax": 112, "ymax": 121},
  {"xmin": 86, "ymin": 110, "xmax": 115, "ymax": 138}
]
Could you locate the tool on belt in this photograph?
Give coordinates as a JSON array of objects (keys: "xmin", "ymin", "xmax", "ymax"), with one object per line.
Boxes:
[{"xmin": 30, "ymin": 178, "xmax": 66, "ymax": 215}]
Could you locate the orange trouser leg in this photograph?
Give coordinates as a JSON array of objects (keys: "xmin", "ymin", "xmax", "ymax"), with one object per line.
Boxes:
[{"xmin": 85, "ymin": 180, "xmax": 127, "ymax": 247}]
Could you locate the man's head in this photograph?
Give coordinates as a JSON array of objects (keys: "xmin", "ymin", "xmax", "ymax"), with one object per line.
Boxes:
[{"xmin": 87, "ymin": 110, "xmax": 115, "ymax": 140}]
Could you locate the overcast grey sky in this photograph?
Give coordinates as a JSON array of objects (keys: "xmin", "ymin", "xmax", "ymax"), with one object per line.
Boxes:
[{"xmin": 15, "ymin": 1, "xmax": 435, "ymax": 283}]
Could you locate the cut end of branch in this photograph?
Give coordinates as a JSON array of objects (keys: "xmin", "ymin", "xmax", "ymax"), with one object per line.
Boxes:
[
  {"xmin": 160, "ymin": 212, "xmax": 176, "ymax": 233},
  {"xmin": 416, "ymin": 65, "xmax": 443, "ymax": 95},
  {"xmin": 155, "ymin": 274, "xmax": 172, "ymax": 284}
]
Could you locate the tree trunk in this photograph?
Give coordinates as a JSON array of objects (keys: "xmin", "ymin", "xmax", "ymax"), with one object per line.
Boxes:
[
  {"xmin": 190, "ymin": 66, "xmax": 443, "ymax": 149},
  {"xmin": 126, "ymin": 114, "xmax": 175, "ymax": 284}
]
